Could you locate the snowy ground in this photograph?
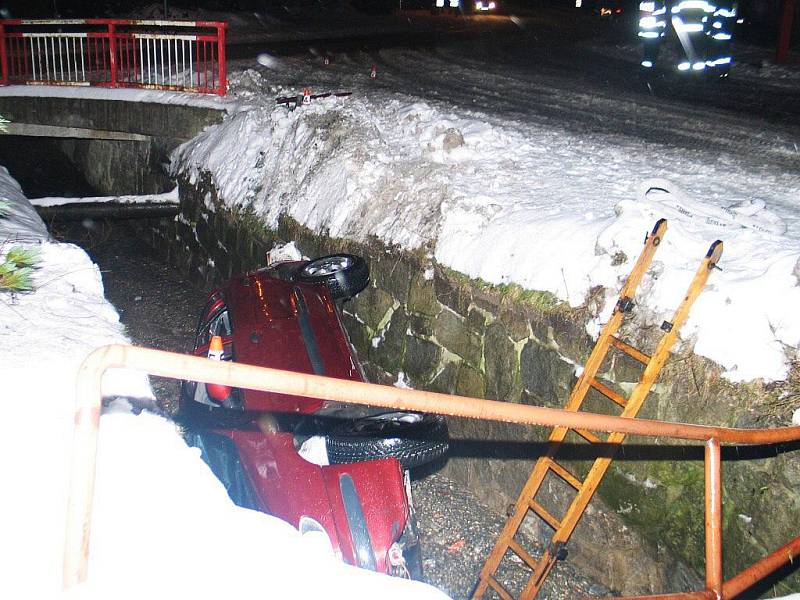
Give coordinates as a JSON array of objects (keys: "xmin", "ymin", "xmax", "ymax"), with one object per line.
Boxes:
[
  {"xmin": 0, "ymin": 168, "xmax": 449, "ymax": 599},
  {"xmin": 171, "ymin": 44, "xmax": 800, "ymax": 386}
]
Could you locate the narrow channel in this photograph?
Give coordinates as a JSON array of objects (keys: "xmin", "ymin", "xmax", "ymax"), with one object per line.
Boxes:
[
  {"xmin": 0, "ymin": 136, "xmax": 203, "ymax": 407},
  {"xmin": 0, "ymin": 138, "xmax": 603, "ymax": 599}
]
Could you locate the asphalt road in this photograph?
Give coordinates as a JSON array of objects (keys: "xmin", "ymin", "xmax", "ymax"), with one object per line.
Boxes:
[{"xmin": 229, "ymin": 6, "xmax": 800, "ymax": 172}]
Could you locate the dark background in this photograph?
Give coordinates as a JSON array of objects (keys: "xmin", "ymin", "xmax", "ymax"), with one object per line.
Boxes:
[{"xmin": 0, "ymin": 0, "xmax": 796, "ymax": 53}]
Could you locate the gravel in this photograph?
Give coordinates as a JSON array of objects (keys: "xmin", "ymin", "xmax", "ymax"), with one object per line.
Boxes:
[{"xmin": 413, "ymin": 472, "xmax": 607, "ymax": 600}]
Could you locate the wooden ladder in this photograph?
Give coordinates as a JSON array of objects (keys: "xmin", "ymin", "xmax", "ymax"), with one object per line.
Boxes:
[{"xmin": 472, "ymin": 219, "xmax": 723, "ymax": 600}]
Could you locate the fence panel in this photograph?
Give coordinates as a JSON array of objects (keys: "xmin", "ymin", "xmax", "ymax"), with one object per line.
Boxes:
[{"xmin": 0, "ymin": 19, "xmax": 226, "ymax": 95}]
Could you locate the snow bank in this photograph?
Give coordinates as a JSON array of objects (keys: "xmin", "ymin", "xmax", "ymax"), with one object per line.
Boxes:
[
  {"xmin": 0, "ymin": 169, "xmax": 449, "ymax": 600},
  {"xmin": 172, "ymin": 82, "xmax": 800, "ymax": 383}
]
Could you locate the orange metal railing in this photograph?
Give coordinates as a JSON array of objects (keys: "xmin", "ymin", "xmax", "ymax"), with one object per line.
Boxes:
[{"xmin": 66, "ymin": 344, "xmax": 800, "ymax": 596}]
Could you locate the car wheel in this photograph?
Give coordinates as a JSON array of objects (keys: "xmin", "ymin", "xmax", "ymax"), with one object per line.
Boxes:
[
  {"xmin": 325, "ymin": 413, "xmax": 449, "ymax": 470},
  {"xmin": 294, "ymin": 254, "xmax": 369, "ymax": 300}
]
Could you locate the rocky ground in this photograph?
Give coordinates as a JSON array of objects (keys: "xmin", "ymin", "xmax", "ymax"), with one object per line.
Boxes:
[{"xmin": 53, "ymin": 216, "xmax": 607, "ymax": 600}]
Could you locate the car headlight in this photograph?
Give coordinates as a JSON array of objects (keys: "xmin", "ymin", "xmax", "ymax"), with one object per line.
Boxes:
[{"xmin": 489, "ymin": 1, "xmax": 496, "ymax": 7}]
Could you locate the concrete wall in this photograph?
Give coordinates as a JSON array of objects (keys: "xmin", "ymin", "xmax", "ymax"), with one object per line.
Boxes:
[
  {"xmin": 0, "ymin": 96, "xmax": 222, "ymax": 195},
  {"xmin": 139, "ymin": 171, "xmax": 800, "ymax": 596}
]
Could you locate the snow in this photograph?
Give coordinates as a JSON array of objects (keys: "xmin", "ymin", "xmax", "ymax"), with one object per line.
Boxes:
[
  {"xmin": 172, "ymin": 66, "xmax": 800, "ymax": 383},
  {"xmin": 0, "ymin": 165, "xmax": 49, "ymax": 242},
  {"xmin": 0, "ymin": 170, "xmax": 449, "ymax": 599},
  {"xmin": 29, "ymin": 187, "xmax": 179, "ymax": 208}
]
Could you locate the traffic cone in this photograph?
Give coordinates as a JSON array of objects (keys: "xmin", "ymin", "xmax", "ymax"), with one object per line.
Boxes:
[
  {"xmin": 370, "ymin": 64, "xmax": 377, "ymax": 79},
  {"xmin": 302, "ymin": 88, "xmax": 311, "ymax": 105},
  {"xmin": 206, "ymin": 335, "xmax": 231, "ymax": 402}
]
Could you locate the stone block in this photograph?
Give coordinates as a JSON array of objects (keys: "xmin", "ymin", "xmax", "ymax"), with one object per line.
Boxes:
[
  {"xmin": 372, "ymin": 307, "xmax": 407, "ymax": 374},
  {"xmin": 434, "ymin": 307, "xmax": 483, "ymax": 368},
  {"xmin": 456, "ymin": 364, "xmax": 486, "ymax": 399},
  {"xmin": 340, "ymin": 311, "xmax": 372, "ymax": 358},
  {"xmin": 466, "ymin": 307, "xmax": 488, "ymax": 334},
  {"xmin": 434, "ymin": 272, "xmax": 471, "ymax": 316},
  {"xmin": 408, "ymin": 271, "xmax": 441, "ymax": 318},
  {"xmin": 403, "ymin": 334, "xmax": 442, "ymax": 384},
  {"xmin": 499, "ymin": 304, "xmax": 531, "ymax": 342},
  {"xmin": 407, "ymin": 312, "xmax": 434, "ymax": 338},
  {"xmin": 484, "ymin": 322, "xmax": 521, "ymax": 402},
  {"xmin": 371, "ymin": 252, "xmax": 413, "ymax": 304},
  {"xmin": 351, "ymin": 284, "xmax": 395, "ymax": 331},
  {"xmin": 520, "ymin": 341, "xmax": 577, "ymax": 408},
  {"xmin": 429, "ymin": 361, "xmax": 459, "ymax": 395},
  {"xmin": 548, "ymin": 312, "xmax": 592, "ymax": 364}
]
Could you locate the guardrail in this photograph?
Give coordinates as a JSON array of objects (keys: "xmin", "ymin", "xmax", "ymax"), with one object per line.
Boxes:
[
  {"xmin": 0, "ymin": 19, "xmax": 226, "ymax": 95},
  {"xmin": 66, "ymin": 344, "xmax": 800, "ymax": 597}
]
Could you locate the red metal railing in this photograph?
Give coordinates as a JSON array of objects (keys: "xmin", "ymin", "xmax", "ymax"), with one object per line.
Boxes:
[{"xmin": 0, "ymin": 19, "xmax": 226, "ymax": 95}]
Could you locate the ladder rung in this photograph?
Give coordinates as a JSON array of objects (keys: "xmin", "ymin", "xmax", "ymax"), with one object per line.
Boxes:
[
  {"xmin": 529, "ymin": 499, "xmax": 562, "ymax": 530},
  {"xmin": 588, "ymin": 378, "xmax": 628, "ymax": 408},
  {"xmin": 573, "ymin": 428, "xmax": 604, "ymax": 444},
  {"xmin": 608, "ymin": 336, "xmax": 651, "ymax": 365},
  {"xmin": 508, "ymin": 538, "xmax": 538, "ymax": 569},
  {"xmin": 487, "ymin": 575, "xmax": 514, "ymax": 600},
  {"xmin": 547, "ymin": 459, "xmax": 583, "ymax": 490}
]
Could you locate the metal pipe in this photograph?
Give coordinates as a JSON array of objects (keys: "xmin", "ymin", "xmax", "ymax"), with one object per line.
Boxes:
[
  {"xmin": 705, "ymin": 439, "xmax": 722, "ymax": 597},
  {"xmin": 722, "ymin": 532, "xmax": 800, "ymax": 597},
  {"xmin": 63, "ymin": 343, "xmax": 113, "ymax": 588},
  {"xmin": 65, "ymin": 344, "xmax": 800, "ymax": 589},
  {"xmin": 35, "ymin": 201, "xmax": 179, "ymax": 221}
]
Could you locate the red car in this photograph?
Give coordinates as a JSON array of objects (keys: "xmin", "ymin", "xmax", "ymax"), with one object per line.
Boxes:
[{"xmin": 179, "ymin": 254, "xmax": 448, "ymax": 578}]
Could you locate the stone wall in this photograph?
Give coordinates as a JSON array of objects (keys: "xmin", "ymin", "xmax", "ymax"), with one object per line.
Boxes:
[
  {"xmin": 139, "ymin": 172, "xmax": 800, "ymax": 596},
  {"xmin": 0, "ymin": 96, "xmax": 222, "ymax": 195}
]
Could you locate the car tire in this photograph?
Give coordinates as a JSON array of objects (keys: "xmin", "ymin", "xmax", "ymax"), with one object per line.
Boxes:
[
  {"xmin": 325, "ymin": 413, "xmax": 449, "ymax": 470},
  {"xmin": 294, "ymin": 254, "xmax": 369, "ymax": 300}
]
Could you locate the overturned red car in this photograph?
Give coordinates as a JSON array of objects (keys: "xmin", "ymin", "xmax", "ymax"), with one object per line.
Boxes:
[{"xmin": 179, "ymin": 253, "xmax": 448, "ymax": 578}]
